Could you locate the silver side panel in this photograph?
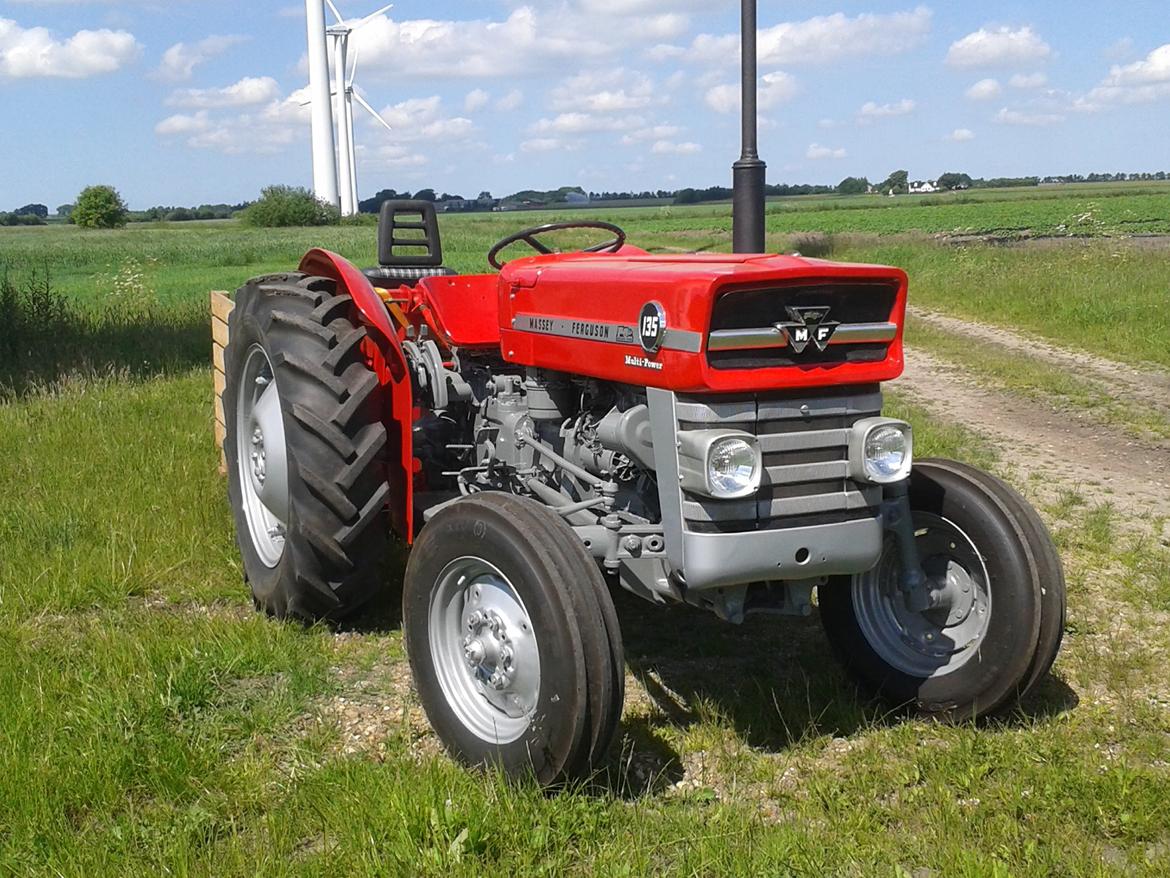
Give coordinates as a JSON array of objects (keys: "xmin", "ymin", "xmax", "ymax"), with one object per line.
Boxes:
[{"xmin": 646, "ymin": 387, "xmax": 687, "ymax": 573}]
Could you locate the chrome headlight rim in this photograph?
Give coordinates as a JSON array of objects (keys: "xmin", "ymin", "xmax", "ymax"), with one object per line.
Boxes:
[
  {"xmin": 677, "ymin": 429, "xmax": 763, "ymax": 500},
  {"xmin": 849, "ymin": 417, "xmax": 913, "ymax": 485}
]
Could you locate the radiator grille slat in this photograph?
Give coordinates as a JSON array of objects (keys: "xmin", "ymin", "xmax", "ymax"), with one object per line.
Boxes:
[{"xmin": 677, "ymin": 387, "xmax": 883, "ymax": 532}]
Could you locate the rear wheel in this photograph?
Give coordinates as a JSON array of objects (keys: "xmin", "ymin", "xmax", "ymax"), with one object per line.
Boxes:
[
  {"xmin": 224, "ymin": 273, "xmax": 391, "ymax": 621},
  {"xmin": 820, "ymin": 460, "xmax": 1064, "ymax": 720},
  {"xmin": 403, "ymin": 493, "xmax": 624, "ymax": 784}
]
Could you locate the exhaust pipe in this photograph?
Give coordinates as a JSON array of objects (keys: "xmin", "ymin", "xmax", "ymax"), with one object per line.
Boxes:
[{"xmin": 732, "ymin": 0, "xmax": 766, "ymax": 254}]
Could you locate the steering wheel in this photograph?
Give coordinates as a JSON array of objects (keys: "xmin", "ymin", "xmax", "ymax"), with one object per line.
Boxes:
[{"xmin": 487, "ymin": 221, "xmax": 627, "ymax": 270}]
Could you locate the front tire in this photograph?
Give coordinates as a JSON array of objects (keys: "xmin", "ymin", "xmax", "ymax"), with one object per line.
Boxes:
[
  {"xmin": 820, "ymin": 460, "xmax": 1065, "ymax": 720},
  {"xmin": 403, "ymin": 493, "xmax": 624, "ymax": 784},
  {"xmin": 224, "ymin": 273, "xmax": 391, "ymax": 621}
]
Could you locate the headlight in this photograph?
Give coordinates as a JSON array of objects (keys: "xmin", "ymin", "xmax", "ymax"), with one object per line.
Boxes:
[
  {"xmin": 849, "ymin": 418, "xmax": 913, "ymax": 484},
  {"xmin": 677, "ymin": 430, "xmax": 762, "ymax": 499}
]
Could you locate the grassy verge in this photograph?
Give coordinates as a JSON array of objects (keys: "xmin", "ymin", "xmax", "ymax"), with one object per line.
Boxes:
[{"xmin": 1, "ymin": 369, "xmax": 1168, "ymax": 875}]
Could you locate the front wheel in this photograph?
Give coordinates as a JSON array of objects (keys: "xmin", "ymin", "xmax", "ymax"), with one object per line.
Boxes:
[
  {"xmin": 403, "ymin": 493, "xmax": 624, "ymax": 785},
  {"xmin": 819, "ymin": 460, "xmax": 1065, "ymax": 721}
]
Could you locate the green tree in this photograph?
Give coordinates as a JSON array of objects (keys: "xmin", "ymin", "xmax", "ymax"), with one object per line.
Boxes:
[
  {"xmin": 240, "ymin": 186, "xmax": 339, "ymax": 227},
  {"xmin": 836, "ymin": 177, "xmax": 870, "ymax": 196},
  {"xmin": 880, "ymin": 170, "xmax": 909, "ymax": 195},
  {"xmin": 413, "ymin": 188, "xmax": 437, "ymax": 202},
  {"xmin": 73, "ymin": 185, "xmax": 129, "ymax": 229},
  {"xmin": 937, "ymin": 172, "xmax": 973, "ymax": 191}
]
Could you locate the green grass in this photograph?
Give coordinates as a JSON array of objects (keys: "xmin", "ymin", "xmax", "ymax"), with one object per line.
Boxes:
[{"xmin": 3, "ymin": 192, "xmax": 1170, "ymax": 875}]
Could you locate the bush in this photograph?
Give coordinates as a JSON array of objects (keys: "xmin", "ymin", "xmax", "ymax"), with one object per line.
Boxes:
[
  {"xmin": 240, "ymin": 186, "xmax": 339, "ymax": 227},
  {"xmin": 73, "ymin": 186, "xmax": 129, "ymax": 229}
]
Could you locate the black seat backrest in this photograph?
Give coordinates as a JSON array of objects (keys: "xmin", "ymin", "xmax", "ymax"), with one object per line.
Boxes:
[{"xmin": 377, "ymin": 200, "xmax": 443, "ymax": 267}]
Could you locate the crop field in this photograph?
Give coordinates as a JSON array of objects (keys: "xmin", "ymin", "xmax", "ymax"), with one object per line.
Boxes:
[{"xmin": 2, "ymin": 185, "xmax": 1170, "ymax": 875}]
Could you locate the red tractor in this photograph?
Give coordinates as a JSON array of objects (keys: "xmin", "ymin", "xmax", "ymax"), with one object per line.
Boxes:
[{"xmin": 223, "ymin": 201, "xmax": 1065, "ymax": 784}]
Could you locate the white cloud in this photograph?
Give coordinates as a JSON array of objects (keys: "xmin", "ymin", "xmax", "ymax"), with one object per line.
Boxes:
[
  {"xmin": 530, "ymin": 112, "xmax": 644, "ymax": 135},
  {"xmin": 965, "ymin": 78, "xmax": 1002, "ymax": 101},
  {"xmin": 1072, "ymin": 44, "xmax": 1170, "ymax": 111},
  {"xmin": 995, "ymin": 107, "xmax": 1065, "ymax": 126},
  {"xmin": 521, "ymin": 137, "xmax": 577, "ymax": 153},
  {"xmin": 946, "ymin": 128, "xmax": 976, "ymax": 142},
  {"xmin": 0, "ymin": 18, "xmax": 139, "ymax": 79},
  {"xmin": 858, "ymin": 98, "xmax": 916, "ymax": 122},
  {"xmin": 154, "ymin": 34, "xmax": 246, "ymax": 82},
  {"xmin": 1104, "ymin": 43, "xmax": 1170, "ymax": 86},
  {"xmin": 348, "ymin": 7, "xmax": 689, "ymax": 80},
  {"xmin": 705, "ymin": 71, "xmax": 797, "ymax": 114},
  {"xmin": 496, "ymin": 89, "xmax": 524, "ymax": 111},
  {"xmin": 463, "ymin": 88, "xmax": 490, "ymax": 112},
  {"xmin": 651, "ymin": 140, "xmax": 701, "ymax": 155},
  {"xmin": 154, "ymin": 112, "xmax": 210, "ymax": 137},
  {"xmin": 947, "ymin": 26, "xmax": 1052, "ymax": 69},
  {"xmin": 166, "ymin": 76, "xmax": 280, "ymax": 110},
  {"xmin": 622, "ymin": 124, "xmax": 682, "ymax": 144},
  {"xmin": 550, "ymin": 68, "xmax": 656, "ymax": 113},
  {"xmin": 1010, "ymin": 72, "xmax": 1048, "ymax": 89},
  {"xmin": 375, "ymin": 96, "xmax": 475, "ymax": 141},
  {"xmin": 691, "ymin": 7, "xmax": 932, "ymax": 67},
  {"xmin": 807, "ymin": 143, "xmax": 847, "ymax": 160}
]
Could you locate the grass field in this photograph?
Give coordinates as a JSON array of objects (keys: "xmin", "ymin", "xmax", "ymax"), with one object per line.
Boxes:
[{"xmin": 2, "ymin": 185, "xmax": 1170, "ymax": 875}]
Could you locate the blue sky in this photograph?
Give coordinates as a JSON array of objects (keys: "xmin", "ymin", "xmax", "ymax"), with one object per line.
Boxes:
[{"xmin": 1, "ymin": 1, "xmax": 1168, "ymax": 209}]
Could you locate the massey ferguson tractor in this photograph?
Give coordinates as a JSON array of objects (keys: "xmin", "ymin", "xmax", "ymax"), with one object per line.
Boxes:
[{"xmin": 222, "ymin": 200, "xmax": 1065, "ymax": 784}]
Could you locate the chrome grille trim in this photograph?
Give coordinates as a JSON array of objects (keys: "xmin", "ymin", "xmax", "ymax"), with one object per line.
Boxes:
[{"xmin": 708, "ymin": 321, "xmax": 897, "ymax": 353}]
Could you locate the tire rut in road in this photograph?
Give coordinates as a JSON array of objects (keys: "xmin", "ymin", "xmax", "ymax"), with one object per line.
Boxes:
[
  {"xmin": 908, "ymin": 307, "xmax": 1170, "ymax": 423},
  {"xmin": 897, "ymin": 347, "xmax": 1170, "ymax": 526}
]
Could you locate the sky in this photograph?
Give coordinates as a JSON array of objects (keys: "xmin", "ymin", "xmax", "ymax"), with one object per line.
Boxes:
[{"xmin": 1, "ymin": 1, "xmax": 1168, "ymax": 210}]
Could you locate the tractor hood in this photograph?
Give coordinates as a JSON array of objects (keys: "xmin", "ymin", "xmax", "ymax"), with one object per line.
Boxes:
[{"xmin": 496, "ymin": 251, "xmax": 909, "ymax": 394}]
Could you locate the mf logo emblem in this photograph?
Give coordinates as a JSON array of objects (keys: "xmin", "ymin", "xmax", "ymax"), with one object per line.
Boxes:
[{"xmin": 779, "ymin": 306, "xmax": 840, "ymax": 354}]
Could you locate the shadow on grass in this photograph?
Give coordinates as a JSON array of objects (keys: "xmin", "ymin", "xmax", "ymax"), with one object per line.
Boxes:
[
  {"xmin": 602, "ymin": 585, "xmax": 1078, "ymax": 796},
  {"xmin": 0, "ymin": 268, "xmax": 213, "ymax": 399}
]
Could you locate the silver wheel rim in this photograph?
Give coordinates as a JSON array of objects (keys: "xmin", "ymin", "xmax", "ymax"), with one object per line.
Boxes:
[
  {"xmin": 428, "ymin": 556, "xmax": 541, "ymax": 744},
  {"xmin": 852, "ymin": 512, "xmax": 992, "ymax": 678},
  {"xmin": 235, "ymin": 344, "xmax": 290, "ymax": 568}
]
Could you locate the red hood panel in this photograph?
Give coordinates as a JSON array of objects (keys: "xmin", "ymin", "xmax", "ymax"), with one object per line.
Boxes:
[{"xmin": 496, "ymin": 252, "xmax": 908, "ymax": 394}]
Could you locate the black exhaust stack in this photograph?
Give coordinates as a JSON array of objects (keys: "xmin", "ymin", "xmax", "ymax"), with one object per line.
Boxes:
[{"xmin": 732, "ymin": 0, "xmax": 766, "ymax": 254}]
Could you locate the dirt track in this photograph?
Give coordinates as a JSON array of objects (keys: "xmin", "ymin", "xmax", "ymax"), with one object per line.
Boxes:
[{"xmin": 897, "ymin": 325, "xmax": 1170, "ymax": 530}]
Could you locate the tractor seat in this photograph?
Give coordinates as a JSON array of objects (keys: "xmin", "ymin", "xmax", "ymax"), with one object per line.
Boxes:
[{"xmin": 362, "ymin": 199, "xmax": 457, "ymax": 288}]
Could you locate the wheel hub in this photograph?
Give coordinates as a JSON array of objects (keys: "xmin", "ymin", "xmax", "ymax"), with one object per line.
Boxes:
[
  {"xmin": 250, "ymin": 426, "xmax": 267, "ymax": 489},
  {"xmin": 428, "ymin": 558, "xmax": 542, "ymax": 744},
  {"xmin": 852, "ymin": 513, "xmax": 992, "ymax": 677}
]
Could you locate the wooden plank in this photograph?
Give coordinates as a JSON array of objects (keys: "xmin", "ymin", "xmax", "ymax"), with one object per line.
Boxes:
[
  {"xmin": 213, "ymin": 345, "xmax": 226, "ymax": 373},
  {"xmin": 210, "ymin": 291, "xmax": 235, "ymax": 323},
  {"xmin": 212, "ymin": 316, "xmax": 229, "ymax": 349},
  {"xmin": 213, "ymin": 369, "xmax": 226, "ymax": 398},
  {"xmin": 214, "ymin": 395, "xmax": 225, "ymax": 426}
]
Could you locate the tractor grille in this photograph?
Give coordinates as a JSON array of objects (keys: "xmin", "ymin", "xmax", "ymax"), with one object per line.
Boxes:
[
  {"xmin": 707, "ymin": 282, "xmax": 899, "ymax": 370},
  {"xmin": 675, "ymin": 386, "xmax": 883, "ymax": 534}
]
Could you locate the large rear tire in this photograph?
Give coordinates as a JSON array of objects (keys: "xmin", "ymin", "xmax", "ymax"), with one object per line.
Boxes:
[
  {"xmin": 819, "ymin": 460, "xmax": 1064, "ymax": 721},
  {"xmin": 403, "ymin": 493, "xmax": 624, "ymax": 785},
  {"xmin": 224, "ymin": 273, "xmax": 391, "ymax": 621}
]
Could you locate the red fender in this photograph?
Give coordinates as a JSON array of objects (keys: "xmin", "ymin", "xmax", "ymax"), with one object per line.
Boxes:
[{"xmin": 299, "ymin": 248, "xmax": 414, "ymax": 542}]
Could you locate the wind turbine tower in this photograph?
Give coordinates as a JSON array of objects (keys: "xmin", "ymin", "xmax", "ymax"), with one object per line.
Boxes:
[
  {"xmin": 305, "ymin": 0, "xmax": 339, "ymax": 209},
  {"xmin": 305, "ymin": 0, "xmax": 395, "ymax": 215}
]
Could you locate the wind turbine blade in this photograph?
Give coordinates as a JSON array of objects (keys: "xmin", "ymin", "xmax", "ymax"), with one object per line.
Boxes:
[
  {"xmin": 355, "ymin": 3, "xmax": 393, "ymax": 29},
  {"xmin": 298, "ymin": 87, "xmax": 339, "ymax": 106},
  {"xmin": 324, "ymin": 0, "xmax": 344, "ymax": 24},
  {"xmin": 353, "ymin": 91, "xmax": 394, "ymax": 134}
]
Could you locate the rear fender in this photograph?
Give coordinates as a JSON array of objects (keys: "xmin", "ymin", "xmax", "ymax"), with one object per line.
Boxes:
[{"xmin": 299, "ymin": 248, "xmax": 414, "ymax": 541}]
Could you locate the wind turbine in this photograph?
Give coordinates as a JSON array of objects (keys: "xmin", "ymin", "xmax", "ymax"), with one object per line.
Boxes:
[
  {"xmin": 326, "ymin": 1, "xmax": 395, "ymax": 215},
  {"xmin": 304, "ymin": 0, "xmax": 395, "ymax": 215}
]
